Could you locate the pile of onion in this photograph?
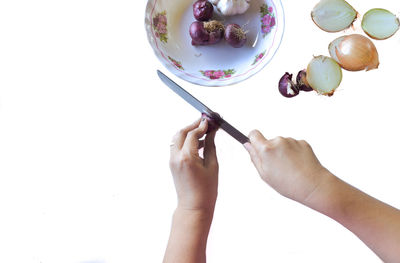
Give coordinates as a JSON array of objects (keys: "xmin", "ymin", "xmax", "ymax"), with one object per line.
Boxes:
[
  {"xmin": 190, "ymin": 0, "xmax": 247, "ymax": 47},
  {"xmin": 311, "ymin": 0, "xmax": 400, "ymax": 39},
  {"xmin": 279, "ymin": 0, "xmax": 399, "ymax": 98},
  {"xmin": 278, "ymin": 56, "xmax": 343, "ymax": 98}
]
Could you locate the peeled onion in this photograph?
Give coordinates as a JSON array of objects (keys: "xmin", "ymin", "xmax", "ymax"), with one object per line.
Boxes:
[
  {"xmin": 306, "ymin": 56, "xmax": 342, "ymax": 96},
  {"xmin": 329, "ymin": 34, "xmax": 379, "ymax": 71},
  {"xmin": 311, "ymin": 0, "xmax": 357, "ymax": 32},
  {"xmin": 362, "ymin": 8, "xmax": 400, "ymax": 40}
]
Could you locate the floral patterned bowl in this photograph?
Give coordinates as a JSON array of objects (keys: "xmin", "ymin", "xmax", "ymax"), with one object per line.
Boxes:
[{"xmin": 145, "ymin": 0, "xmax": 284, "ymax": 86}]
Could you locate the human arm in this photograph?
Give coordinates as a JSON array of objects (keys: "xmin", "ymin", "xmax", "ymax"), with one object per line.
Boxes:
[
  {"xmin": 244, "ymin": 130, "xmax": 400, "ymax": 262},
  {"xmin": 163, "ymin": 118, "xmax": 218, "ymax": 263},
  {"xmin": 306, "ymin": 173, "xmax": 400, "ymax": 262}
]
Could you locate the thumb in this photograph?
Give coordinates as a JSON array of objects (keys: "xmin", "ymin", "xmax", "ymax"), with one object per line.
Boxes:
[
  {"xmin": 248, "ymin": 130, "xmax": 268, "ymax": 145},
  {"xmin": 244, "ymin": 142, "xmax": 256, "ymax": 158},
  {"xmin": 243, "ymin": 132, "xmax": 264, "ymax": 172},
  {"xmin": 243, "ymin": 142, "xmax": 261, "ymax": 167},
  {"xmin": 244, "ymin": 142, "xmax": 263, "ymax": 178}
]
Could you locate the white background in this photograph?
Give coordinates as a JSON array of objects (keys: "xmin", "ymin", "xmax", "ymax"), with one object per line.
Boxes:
[{"xmin": 1, "ymin": 0, "xmax": 400, "ymax": 262}]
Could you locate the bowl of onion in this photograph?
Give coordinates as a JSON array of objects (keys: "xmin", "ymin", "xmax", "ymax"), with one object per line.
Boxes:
[{"xmin": 145, "ymin": 0, "xmax": 285, "ymax": 86}]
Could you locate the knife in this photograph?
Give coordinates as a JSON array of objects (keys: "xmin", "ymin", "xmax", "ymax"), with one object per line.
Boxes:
[{"xmin": 157, "ymin": 70, "xmax": 249, "ymax": 144}]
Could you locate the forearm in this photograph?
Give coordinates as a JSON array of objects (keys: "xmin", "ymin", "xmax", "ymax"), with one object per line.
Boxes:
[
  {"xmin": 304, "ymin": 173, "xmax": 400, "ymax": 262},
  {"xmin": 163, "ymin": 207, "xmax": 214, "ymax": 263}
]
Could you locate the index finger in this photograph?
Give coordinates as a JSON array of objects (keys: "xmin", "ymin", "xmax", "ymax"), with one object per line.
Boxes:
[
  {"xmin": 171, "ymin": 118, "xmax": 201, "ymax": 151},
  {"xmin": 182, "ymin": 118, "xmax": 208, "ymax": 155}
]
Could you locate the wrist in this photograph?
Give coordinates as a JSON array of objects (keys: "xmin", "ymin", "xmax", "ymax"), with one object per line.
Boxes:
[
  {"xmin": 176, "ymin": 196, "xmax": 217, "ymax": 217},
  {"xmin": 164, "ymin": 205, "xmax": 214, "ymax": 263},
  {"xmin": 173, "ymin": 206, "xmax": 215, "ymax": 237},
  {"xmin": 302, "ymin": 171, "xmax": 365, "ymax": 223},
  {"xmin": 175, "ymin": 205, "xmax": 215, "ymax": 222},
  {"xmin": 301, "ymin": 169, "xmax": 339, "ymax": 211}
]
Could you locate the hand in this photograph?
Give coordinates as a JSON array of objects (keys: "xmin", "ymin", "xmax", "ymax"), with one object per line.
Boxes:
[
  {"xmin": 169, "ymin": 118, "xmax": 218, "ymax": 213},
  {"xmin": 244, "ymin": 130, "xmax": 400, "ymax": 262},
  {"xmin": 244, "ymin": 130, "xmax": 331, "ymax": 204}
]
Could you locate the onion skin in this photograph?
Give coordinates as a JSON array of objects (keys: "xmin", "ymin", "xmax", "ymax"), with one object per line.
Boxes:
[
  {"xmin": 328, "ymin": 34, "xmax": 379, "ymax": 71},
  {"xmin": 189, "ymin": 21, "xmax": 224, "ymax": 46},
  {"xmin": 201, "ymin": 112, "xmax": 221, "ymax": 133},
  {"xmin": 362, "ymin": 8, "xmax": 400, "ymax": 40},
  {"xmin": 224, "ymin": 24, "xmax": 247, "ymax": 48},
  {"xmin": 278, "ymin": 73, "xmax": 299, "ymax": 98},
  {"xmin": 193, "ymin": 0, "xmax": 214, "ymax": 21},
  {"xmin": 296, "ymin": 70, "xmax": 313, "ymax": 92},
  {"xmin": 311, "ymin": 0, "xmax": 357, "ymax": 32}
]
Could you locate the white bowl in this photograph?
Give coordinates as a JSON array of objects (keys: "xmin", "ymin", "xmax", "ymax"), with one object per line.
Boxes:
[{"xmin": 145, "ymin": 0, "xmax": 285, "ymax": 86}]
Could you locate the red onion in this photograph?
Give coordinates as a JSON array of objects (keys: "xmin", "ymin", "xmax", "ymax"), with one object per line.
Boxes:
[
  {"xmin": 193, "ymin": 0, "xmax": 214, "ymax": 21},
  {"xmin": 224, "ymin": 24, "xmax": 247, "ymax": 48},
  {"xmin": 189, "ymin": 20, "xmax": 224, "ymax": 46},
  {"xmin": 201, "ymin": 112, "xmax": 221, "ymax": 133},
  {"xmin": 296, "ymin": 70, "xmax": 313, "ymax": 92},
  {"xmin": 278, "ymin": 73, "xmax": 299, "ymax": 98}
]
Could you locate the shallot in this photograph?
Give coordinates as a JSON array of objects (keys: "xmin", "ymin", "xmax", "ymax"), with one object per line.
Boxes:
[
  {"xmin": 190, "ymin": 20, "xmax": 224, "ymax": 46},
  {"xmin": 362, "ymin": 8, "xmax": 400, "ymax": 40},
  {"xmin": 201, "ymin": 112, "xmax": 221, "ymax": 133},
  {"xmin": 296, "ymin": 70, "xmax": 313, "ymax": 92},
  {"xmin": 311, "ymin": 0, "xmax": 357, "ymax": 32},
  {"xmin": 306, "ymin": 56, "xmax": 342, "ymax": 96},
  {"xmin": 224, "ymin": 24, "xmax": 247, "ymax": 48},
  {"xmin": 193, "ymin": 0, "xmax": 214, "ymax": 21},
  {"xmin": 329, "ymin": 34, "xmax": 379, "ymax": 71},
  {"xmin": 278, "ymin": 73, "xmax": 299, "ymax": 98}
]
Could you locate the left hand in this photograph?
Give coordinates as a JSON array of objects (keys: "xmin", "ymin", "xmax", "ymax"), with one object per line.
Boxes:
[{"xmin": 169, "ymin": 118, "xmax": 219, "ymax": 213}]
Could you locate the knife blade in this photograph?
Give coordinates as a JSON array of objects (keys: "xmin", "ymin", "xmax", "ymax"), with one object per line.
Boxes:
[
  {"xmin": 157, "ymin": 70, "xmax": 249, "ymax": 144},
  {"xmin": 157, "ymin": 70, "xmax": 213, "ymax": 116}
]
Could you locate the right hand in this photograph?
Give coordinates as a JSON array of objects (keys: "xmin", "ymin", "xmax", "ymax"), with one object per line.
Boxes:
[{"xmin": 244, "ymin": 130, "xmax": 332, "ymax": 204}]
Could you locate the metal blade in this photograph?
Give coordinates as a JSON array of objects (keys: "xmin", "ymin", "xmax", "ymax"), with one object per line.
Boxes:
[
  {"xmin": 157, "ymin": 70, "xmax": 249, "ymax": 144},
  {"xmin": 220, "ymin": 120, "xmax": 249, "ymax": 144},
  {"xmin": 157, "ymin": 70, "xmax": 213, "ymax": 116}
]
